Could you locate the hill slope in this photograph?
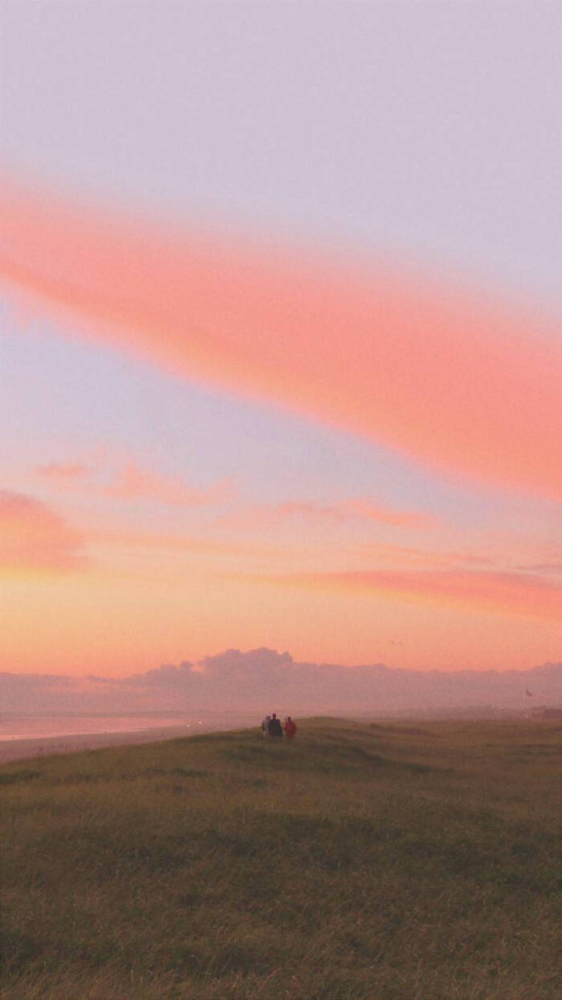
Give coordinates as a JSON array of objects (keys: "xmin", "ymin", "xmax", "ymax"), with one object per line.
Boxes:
[{"xmin": 1, "ymin": 719, "xmax": 561, "ymax": 999}]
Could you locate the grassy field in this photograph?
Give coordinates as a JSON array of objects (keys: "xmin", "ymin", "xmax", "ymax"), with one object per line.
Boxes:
[{"xmin": 1, "ymin": 718, "xmax": 561, "ymax": 999}]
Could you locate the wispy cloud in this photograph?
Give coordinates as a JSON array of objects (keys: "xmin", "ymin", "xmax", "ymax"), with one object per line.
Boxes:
[
  {"xmin": 219, "ymin": 498, "xmax": 432, "ymax": 529},
  {"xmin": 357, "ymin": 542, "xmax": 494, "ymax": 568},
  {"xmin": 3, "ymin": 178, "xmax": 561, "ymax": 498},
  {"xmin": 0, "ymin": 490, "xmax": 86, "ymax": 572},
  {"xmin": 334, "ymin": 499, "xmax": 434, "ymax": 527},
  {"xmin": 516, "ymin": 563, "xmax": 562, "ymax": 576},
  {"xmin": 36, "ymin": 462, "xmax": 90, "ymax": 481},
  {"xmin": 34, "ymin": 457, "xmax": 234, "ymax": 508},
  {"xmin": 253, "ymin": 568, "xmax": 562, "ymax": 622},
  {"xmin": 102, "ymin": 462, "xmax": 233, "ymax": 507},
  {"xmin": 89, "ymin": 526, "xmax": 288, "ymax": 560}
]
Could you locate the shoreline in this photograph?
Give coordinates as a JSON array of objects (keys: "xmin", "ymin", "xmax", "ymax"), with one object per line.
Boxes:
[{"xmin": 0, "ymin": 717, "xmax": 257, "ymax": 765}]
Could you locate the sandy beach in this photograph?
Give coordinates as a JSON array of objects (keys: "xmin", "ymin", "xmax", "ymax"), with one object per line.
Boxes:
[{"xmin": 0, "ymin": 716, "xmax": 258, "ymax": 765}]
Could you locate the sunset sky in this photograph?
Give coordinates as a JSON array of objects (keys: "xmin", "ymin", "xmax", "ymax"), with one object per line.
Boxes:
[{"xmin": 1, "ymin": 2, "xmax": 560, "ymax": 679}]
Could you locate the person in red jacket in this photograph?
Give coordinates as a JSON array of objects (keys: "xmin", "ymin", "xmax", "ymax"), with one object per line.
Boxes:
[{"xmin": 284, "ymin": 716, "xmax": 297, "ymax": 740}]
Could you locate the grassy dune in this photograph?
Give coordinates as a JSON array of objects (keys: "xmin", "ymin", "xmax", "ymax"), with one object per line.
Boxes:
[{"xmin": 1, "ymin": 719, "xmax": 561, "ymax": 999}]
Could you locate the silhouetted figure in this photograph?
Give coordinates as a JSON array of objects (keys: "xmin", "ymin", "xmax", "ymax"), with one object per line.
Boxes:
[
  {"xmin": 284, "ymin": 716, "xmax": 297, "ymax": 740},
  {"xmin": 261, "ymin": 715, "xmax": 271, "ymax": 737},
  {"xmin": 268, "ymin": 713, "xmax": 283, "ymax": 738}
]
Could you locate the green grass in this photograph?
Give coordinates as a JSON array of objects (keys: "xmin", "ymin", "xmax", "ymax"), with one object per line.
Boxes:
[{"xmin": 1, "ymin": 718, "xmax": 561, "ymax": 999}]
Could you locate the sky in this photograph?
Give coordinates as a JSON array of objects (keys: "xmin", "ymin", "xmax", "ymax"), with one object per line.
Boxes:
[{"xmin": 1, "ymin": 1, "xmax": 561, "ymax": 681}]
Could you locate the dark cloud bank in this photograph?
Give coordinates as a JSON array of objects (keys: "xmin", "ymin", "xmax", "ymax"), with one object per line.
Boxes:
[{"xmin": 2, "ymin": 649, "xmax": 561, "ymax": 716}]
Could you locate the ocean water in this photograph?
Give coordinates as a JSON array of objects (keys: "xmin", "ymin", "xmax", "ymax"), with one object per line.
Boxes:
[{"xmin": 0, "ymin": 713, "xmax": 201, "ymax": 742}]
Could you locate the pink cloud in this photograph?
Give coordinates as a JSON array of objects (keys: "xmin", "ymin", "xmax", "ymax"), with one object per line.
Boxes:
[
  {"xmin": 2, "ymin": 653, "xmax": 561, "ymax": 714},
  {"xmin": 2, "ymin": 179, "xmax": 561, "ymax": 498},
  {"xmin": 0, "ymin": 490, "xmax": 86, "ymax": 572}
]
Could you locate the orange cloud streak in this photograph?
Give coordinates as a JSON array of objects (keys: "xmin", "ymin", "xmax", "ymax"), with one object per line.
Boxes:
[
  {"xmin": 0, "ymin": 491, "xmax": 86, "ymax": 572},
  {"xmin": 256, "ymin": 568, "xmax": 562, "ymax": 622},
  {"xmin": 2, "ymin": 179, "xmax": 561, "ymax": 497}
]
